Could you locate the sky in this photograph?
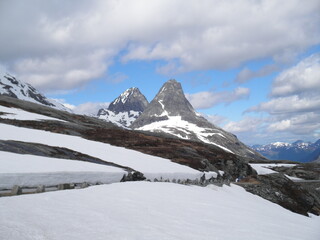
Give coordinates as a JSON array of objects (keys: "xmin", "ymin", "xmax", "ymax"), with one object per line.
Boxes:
[{"xmin": 0, "ymin": 0, "xmax": 319, "ymax": 145}]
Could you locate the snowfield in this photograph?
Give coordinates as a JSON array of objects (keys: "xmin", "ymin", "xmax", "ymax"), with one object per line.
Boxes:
[
  {"xmin": 0, "ymin": 151, "xmax": 126, "ymax": 188},
  {"xmin": 250, "ymin": 163, "xmax": 296, "ymax": 175},
  {"xmin": 0, "ymin": 105, "xmax": 63, "ymax": 121},
  {"xmin": 98, "ymin": 109, "xmax": 140, "ymax": 127},
  {"xmin": 0, "ymin": 182, "xmax": 319, "ymax": 240},
  {"xmin": 137, "ymin": 115, "xmax": 234, "ymax": 153},
  {"xmin": 0, "ymin": 123, "xmax": 211, "ymax": 181}
]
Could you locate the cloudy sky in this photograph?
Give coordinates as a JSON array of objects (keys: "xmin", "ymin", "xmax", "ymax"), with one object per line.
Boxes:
[{"xmin": 0, "ymin": 0, "xmax": 319, "ymax": 145}]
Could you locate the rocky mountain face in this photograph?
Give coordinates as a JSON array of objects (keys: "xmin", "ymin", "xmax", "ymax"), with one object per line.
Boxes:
[
  {"xmin": 0, "ymin": 72, "xmax": 70, "ymax": 112},
  {"xmin": 131, "ymin": 79, "xmax": 265, "ymax": 161},
  {"xmin": 97, "ymin": 87, "xmax": 148, "ymax": 127},
  {"xmin": 252, "ymin": 139, "xmax": 320, "ymax": 162}
]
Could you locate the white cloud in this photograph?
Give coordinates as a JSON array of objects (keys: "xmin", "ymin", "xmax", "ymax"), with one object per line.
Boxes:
[
  {"xmin": 247, "ymin": 95, "xmax": 320, "ymax": 114},
  {"xmin": 271, "ymin": 53, "xmax": 320, "ymax": 97},
  {"xmin": 242, "ymin": 54, "xmax": 320, "ymax": 143},
  {"xmin": 0, "ymin": 0, "xmax": 319, "ymax": 92},
  {"xmin": 106, "ymin": 72, "xmax": 128, "ymax": 84},
  {"xmin": 224, "ymin": 117, "xmax": 263, "ymax": 133},
  {"xmin": 12, "ymin": 50, "xmax": 110, "ymax": 93},
  {"xmin": 267, "ymin": 112, "xmax": 320, "ymax": 135},
  {"xmin": 235, "ymin": 64, "xmax": 280, "ymax": 83},
  {"xmin": 186, "ymin": 87, "xmax": 250, "ymax": 109},
  {"xmin": 52, "ymin": 99, "xmax": 110, "ymax": 115},
  {"xmin": 72, "ymin": 102, "xmax": 110, "ymax": 115},
  {"xmin": 201, "ymin": 114, "xmax": 227, "ymax": 126}
]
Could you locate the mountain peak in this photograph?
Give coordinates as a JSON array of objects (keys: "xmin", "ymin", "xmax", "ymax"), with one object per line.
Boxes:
[
  {"xmin": 132, "ymin": 79, "xmax": 203, "ymax": 128},
  {"xmin": 97, "ymin": 87, "xmax": 148, "ymax": 127},
  {"xmin": 114, "ymin": 87, "xmax": 139, "ymax": 104},
  {"xmin": 108, "ymin": 87, "xmax": 148, "ymax": 113}
]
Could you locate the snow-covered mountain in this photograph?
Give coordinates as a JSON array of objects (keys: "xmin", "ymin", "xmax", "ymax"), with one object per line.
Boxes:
[
  {"xmin": 0, "ymin": 72, "xmax": 70, "ymax": 112},
  {"xmin": 97, "ymin": 87, "xmax": 148, "ymax": 127},
  {"xmin": 252, "ymin": 139, "xmax": 320, "ymax": 162},
  {"xmin": 131, "ymin": 79, "xmax": 264, "ymax": 161}
]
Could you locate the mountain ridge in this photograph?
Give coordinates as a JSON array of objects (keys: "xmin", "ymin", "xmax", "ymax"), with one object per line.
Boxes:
[
  {"xmin": 252, "ymin": 139, "xmax": 320, "ymax": 162},
  {"xmin": 0, "ymin": 72, "xmax": 70, "ymax": 112}
]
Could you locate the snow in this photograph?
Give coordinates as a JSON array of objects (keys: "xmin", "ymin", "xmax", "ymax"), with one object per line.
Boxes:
[
  {"xmin": 250, "ymin": 163, "xmax": 296, "ymax": 175},
  {"xmin": 285, "ymin": 174, "xmax": 303, "ymax": 181},
  {"xmin": 0, "ymin": 151, "xmax": 125, "ymax": 188},
  {"xmin": 0, "ymin": 182, "xmax": 319, "ymax": 240},
  {"xmin": 0, "ymin": 123, "xmax": 210, "ymax": 181},
  {"xmin": 137, "ymin": 116, "xmax": 234, "ymax": 154},
  {"xmin": 113, "ymin": 87, "xmax": 136, "ymax": 105},
  {"xmin": 98, "ymin": 109, "xmax": 140, "ymax": 127},
  {"xmin": 158, "ymin": 99, "xmax": 169, "ymax": 117},
  {"xmin": 271, "ymin": 142, "xmax": 291, "ymax": 148},
  {"xmin": 0, "ymin": 105, "xmax": 63, "ymax": 121}
]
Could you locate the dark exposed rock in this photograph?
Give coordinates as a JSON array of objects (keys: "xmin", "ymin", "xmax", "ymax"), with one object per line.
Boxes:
[
  {"xmin": 239, "ymin": 173, "xmax": 320, "ymax": 216},
  {"xmin": 11, "ymin": 185, "xmax": 22, "ymax": 195},
  {"xmin": 121, "ymin": 171, "xmax": 146, "ymax": 182},
  {"xmin": 270, "ymin": 162, "xmax": 320, "ymax": 180},
  {"xmin": 58, "ymin": 183, "xmax": 74, "ymax": 190},
  {"xmin": 108, "ymin": 87, "xmax": 148, "ymax": 113}
]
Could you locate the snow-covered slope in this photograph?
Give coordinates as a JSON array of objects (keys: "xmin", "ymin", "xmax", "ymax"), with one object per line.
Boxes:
[
  {"xmin": 0, "ymin": 72, "xmax": 70, "ymax": 112},
  {"xmin": 0, "ymin": 123, "xmax": 213, "ymax": 181},
  {"xmin": 0, "ymin": 105, "xmax": 64, "ymax": 121},
  {"xmin": 98, "ymin": 87, "xmax": 148, "ymax": 127},
  {"xmin": 132, "ymin": 80, "xmax": 264, "ymax": 161},
  {"xmin": 1, "ymin": 182, "xmax": 319, "ymax": 240},
  {"xmin": 0, "ymin": 151, "xmax": 125, "ymax": 189},
  {"xmin": 97, "ymin": 109, "xmax": 140, "ymax": 127}
]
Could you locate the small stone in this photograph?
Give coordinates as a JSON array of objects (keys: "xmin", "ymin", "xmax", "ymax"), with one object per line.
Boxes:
[
  {"xmin": 36, "ymin": 185, "xmax": 45, "ymax": 193},
  {"xmin": 11, "ymin": 185, "xmax": 22, "ymax": 195}
]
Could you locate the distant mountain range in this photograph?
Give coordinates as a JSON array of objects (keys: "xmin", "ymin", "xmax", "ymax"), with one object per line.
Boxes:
[{"xmin": 251, "ymin": 139, "xmax": 320, "ymax": 162}]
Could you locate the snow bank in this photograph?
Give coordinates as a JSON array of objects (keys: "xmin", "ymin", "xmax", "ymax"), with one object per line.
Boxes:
[
  {"xmin": 0, "ymin": 182, "xmax": 319, "ymax": 240},
  {"xmin": 0, "ymin": 124, "xmax": 208, "ymax": 180},
  {"xmin": 250, "ymin": 163, "xmax": 296, "ymax": 175},
  {"xmin": 0, "ymin": 151, "xmax": 125, "ymax": 188},
  {"xmin": 0, "ymin": 105, "xmax": 63, "ymax": 121}
]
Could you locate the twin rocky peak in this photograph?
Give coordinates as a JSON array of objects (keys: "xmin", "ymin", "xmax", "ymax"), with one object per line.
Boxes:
[
  {"xmin": 98, "ymin": 79, "xmax": 264, "ymax": 161},
  {"xmin": 98, "ymin": 79, "xmax": 205, "ymax": 128},
  {"xmin": 0, "ymin": 71, "xmax": 263, "ymax": 161}
]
